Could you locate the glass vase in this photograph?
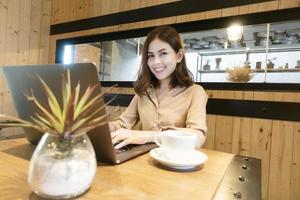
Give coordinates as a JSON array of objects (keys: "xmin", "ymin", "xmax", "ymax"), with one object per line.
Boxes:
[{"xmin": 28, "ymin": 133, "xmax": 97, "ymax": 199}]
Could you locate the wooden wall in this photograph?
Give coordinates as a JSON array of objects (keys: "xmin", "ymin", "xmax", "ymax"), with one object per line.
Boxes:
[
  {"xmin": 0, "ymin": 0, "xmax": 52, "ymax": 139},
  {"xmin": 205, "ymin": 89, "xmax": 300, "ymax": 200}
]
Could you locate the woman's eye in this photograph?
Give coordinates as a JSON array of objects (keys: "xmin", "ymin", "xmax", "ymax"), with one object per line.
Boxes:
[
  {"xmin": 159, "ymin": 52, "xmax": 167, "ymax": 56},
  {"xmin": 147, "ymin": 55, "xmax": 154, "ymax": 58}
]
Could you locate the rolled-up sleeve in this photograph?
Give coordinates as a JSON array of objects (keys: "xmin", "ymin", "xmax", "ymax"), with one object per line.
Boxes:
[{"xmin": 186, "ymin": 86, "xmax": 208, "ymax": 134}]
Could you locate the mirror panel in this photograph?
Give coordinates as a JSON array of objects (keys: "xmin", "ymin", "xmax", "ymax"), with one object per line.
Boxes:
[{"xmin": 63, "ymin": 20, "xmax": 300, "ymax": 83}]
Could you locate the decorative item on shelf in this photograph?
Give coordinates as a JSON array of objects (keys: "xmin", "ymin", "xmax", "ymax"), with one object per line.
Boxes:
[
  {"xmin": 259, "ymin": 37, "xmax": 272, "ymax": 46},
  {"xmin": 244, "ymin": 61, "xmax": 251, "ymax": 69},
  {"xmin": 215, "ymin": 57, "xmax": 222, "ymax": 70},
  {"xmin": 244, "ymin": 48, "xmax": 251, "ymax": 69},
  {"xmin": 272, "ymin": 30, "xmax": 286, "ymax": 45},
  {"xmin": 267, "ymin": 57, "xmax": 276, "ymax": 69},
  {"xmin": 226, "ymin": 66, "xmax": 254, "ymax": 83},
  {"xmin": 230, "ymin": 41, "xmax": 241, "ymax": 48},
  {"xmin": 0, "ymin": 70, "xmax": 113, "ymax": 199},
  {"xmin": 256, "ymin": 61, "xmax": 262, "ymax": 70},
  {"xmin": 295, "ymin": 60, "xmax": 300, "ymax": 68},
  {"xmin": 285, "ymin": 63, "xmax": 289, "ymax": 69},
  {"xmin": 203, "ymin": 60, "xmax": 211, "ymax": 70}
]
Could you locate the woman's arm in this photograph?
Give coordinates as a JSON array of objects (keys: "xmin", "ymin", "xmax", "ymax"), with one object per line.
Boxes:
[{"xmin": 111, "ymin": 129, "xmax": 160, "ymax": 149}]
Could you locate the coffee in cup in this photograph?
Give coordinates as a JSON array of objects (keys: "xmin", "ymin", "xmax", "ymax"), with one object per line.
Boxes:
[{"xmin": 155, "ymin": 130, "xmax": 197, "ymax": 162}]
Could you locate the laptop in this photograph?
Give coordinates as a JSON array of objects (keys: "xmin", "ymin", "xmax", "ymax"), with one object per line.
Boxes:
[{"xmin": 2, "ymin": 63, "xmax": 156, "ymax": 164}]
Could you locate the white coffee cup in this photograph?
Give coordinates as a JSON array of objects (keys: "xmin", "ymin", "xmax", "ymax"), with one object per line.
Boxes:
[{"xmin": 155, "ymin": 130, "xmax": 197, "ymax": 162}]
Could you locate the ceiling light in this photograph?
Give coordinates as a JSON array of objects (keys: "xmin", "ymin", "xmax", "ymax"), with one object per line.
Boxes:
[{"xmin": 227, "ymin": 24, "xmax": 243, "ymax": 42}]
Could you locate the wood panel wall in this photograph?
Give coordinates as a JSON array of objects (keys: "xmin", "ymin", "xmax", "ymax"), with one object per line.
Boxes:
[{"xmin": 0, "ymin": 0, "xmax": 52, "ymax": 139}]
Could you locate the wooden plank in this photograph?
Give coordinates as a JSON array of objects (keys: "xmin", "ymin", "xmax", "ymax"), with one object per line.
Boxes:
[
  {"xmin": 238, "ymin": 3, "xmax": 259, "ymax": 15},
  {"xmin": 50, "ymin": 0, "xmax": 60, "ymax": 24},
  {"xmin": 92, "ymin": 0, "xmax": 100, "ymax": 17},
  {"xmin": 17, "ymin": 0, "xmax": 31, "ymax": 65},
  {"xmin": 205, "ymin": 9, "xmax": 222, "ymax": 19},
  {"xmin": 291, "ymin": 122, "xmax": 300, "ymax": 200},
  {"xmin": 231, "ymin": 117, "xmax": 241, "ymax": 154},
  {"xmin": 250, "ymin": 119, "xmax": 272, "ymax": 200},
  {"xmin": 51, "ymin": 0, "xmax": 67, "ymax": 24},
  {"xmin": 4, "ymin": 0, "xmax": 20, "ymax": 65},
  {"xmin": 118, "ymin": 0, "xmax": 130, "ymax": 13},
  {"xmin": 213, "ymin": 90, "xmax": 230, "ymax": 99},
  {"xmin": 28, "ymin": 0, "xmax": 42, "ymax": 64},
  {"xmin": 0, "ymin": 0, "xmax": 8, "ymax": 115},
  {"xmin": 67, "ymin": 0, "xmax": 76, "ymax": 22},
  {"xmin": 100, "ymin": 0, "xmax": 111, "ymax": 16},
  {"xmin": 253, "ymin": 91, "xmax": 274, "ymax": 101},
  {"xmin": 75, "ymin": 0, "xmax": 90, "ymax": 20},
  {"xmin": 257, "ymin": 1, "xmax": 279, "ymax": 12},
  {"xmin": 39, "ymin": 0, "xmax": 51, "ymax": 64},
  {"xmin": 231, "ymin": 91, "xmax": 244, "ymax": 154},
  {"xmin": 2, "ymin": 0, "xmax": 21, "ymax": 137},
  {"xmin": 221, "ymin": 6, "xmax": 239, "ymax": 17},
  {"xmin": 176, "ymin": 11, "xmax": 206, "ymax": 24},
  {"xmin": 215, "ymin": 115, "xmax": 233, "ymax": 153},
  {"xmin": 48, "ymin": 36, "xmax": 56, "ymax": 64},
  {"xmin": 273, "ymin": 91, "xmax": 297, "ymax": 102},
  {"xmin": 279, "ymin": 0, "xmax": 300, "ymax": 9},
  {"xmin": 7, "ymin": 0, "xmax": 25, "ymax": 138},
  {"xmin": 59, "ymin": 0, "xmax": 69, "ymax": 23},
  {"xmin": 238, "ymin": 117, "xmax": 252, "ymax": 156},
  {"xmin": 296, "ymin": 92, "xmax": 300, "ymax": 103},
  {"xmin": 268, "ymin": 120, "xmax": 294, "ymax": 200},
  {"xmin": 204, "ymin": 114, "xmax": 216, "ymax": 150},
  {"xmin": 252, "ymin": 88, "xmax": 274, "ymax": 200},
  {"xmin": 243, "ymin": 91, "xmax": 254, "ymax": 100}
]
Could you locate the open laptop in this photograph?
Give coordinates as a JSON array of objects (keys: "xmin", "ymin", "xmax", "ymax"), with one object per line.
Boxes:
[{"xmin": 2, "ymin": 63, "xmax": 156, "ymax": 164}]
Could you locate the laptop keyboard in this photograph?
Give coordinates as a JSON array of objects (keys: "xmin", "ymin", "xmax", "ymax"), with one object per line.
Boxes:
[{"xmin": 114, "ymin": 143, "xmax": 141, "ymax": 154}]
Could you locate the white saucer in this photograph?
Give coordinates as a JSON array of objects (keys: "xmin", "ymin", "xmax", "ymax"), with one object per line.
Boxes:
[{"xmin": 149, "ymin": 148, "xmax": 208, "ymax": 170}]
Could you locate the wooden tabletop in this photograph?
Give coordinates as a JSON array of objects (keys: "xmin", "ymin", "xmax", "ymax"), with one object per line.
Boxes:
[{"xmin": 0, "ymin": 138, "xmax": 234, "ymax": 200}]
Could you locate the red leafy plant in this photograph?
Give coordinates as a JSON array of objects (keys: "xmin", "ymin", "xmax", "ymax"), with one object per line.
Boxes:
[{"xmin": 0, "ymin": 70, "xmax": 113, "ymax": 139}]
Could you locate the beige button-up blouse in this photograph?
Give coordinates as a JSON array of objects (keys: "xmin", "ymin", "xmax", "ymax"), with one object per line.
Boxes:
[{"xmin": 109, "ymin": 84, "xmax": 208, "ymax": 137}]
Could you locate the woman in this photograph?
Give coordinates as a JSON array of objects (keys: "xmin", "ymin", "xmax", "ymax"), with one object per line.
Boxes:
[{"xmin": 109, "ymin": 26, "xmax": 208, "ymax": 149}]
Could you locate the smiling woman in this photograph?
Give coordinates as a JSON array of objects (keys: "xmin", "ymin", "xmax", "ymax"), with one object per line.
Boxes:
[{"xmin": 109, "ymin": 26, "xmax": 208, "ymax": 150}]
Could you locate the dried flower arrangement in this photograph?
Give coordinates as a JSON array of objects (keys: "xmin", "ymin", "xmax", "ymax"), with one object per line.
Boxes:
[
  {"xmin": 226, "ymin": 66, "xmax": 254, "ymax": 83},
  {"xmin": 0, "ymin": 70, "xmax": 112, "ymax": 139}
]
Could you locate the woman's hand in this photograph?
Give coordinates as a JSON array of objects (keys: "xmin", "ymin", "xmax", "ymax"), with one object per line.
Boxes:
[{"xmin": 111, "ymin": 128, "xmax": 154, "ymax": 149}]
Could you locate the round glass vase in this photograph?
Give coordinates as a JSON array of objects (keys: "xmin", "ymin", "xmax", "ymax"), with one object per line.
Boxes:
[{"xmin": 28, "ymin": 132, "xmax": 97, "ymax": 199}]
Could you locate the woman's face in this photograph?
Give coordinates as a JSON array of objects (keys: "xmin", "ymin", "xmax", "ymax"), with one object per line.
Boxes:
[{"xmin": 147, "ymin": 38, "xmax": 183, "ymax": 84}]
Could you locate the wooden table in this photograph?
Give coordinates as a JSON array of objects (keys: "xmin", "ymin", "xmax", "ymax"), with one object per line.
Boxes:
[{"xmin": 0, "ymin": 138, "xmax": 234, "ymax": 200}]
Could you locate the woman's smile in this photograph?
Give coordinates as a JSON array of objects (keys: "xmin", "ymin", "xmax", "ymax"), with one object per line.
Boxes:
[{"xmin": 153, "ymin": 66, "xmax": 166, "ymax": 74}]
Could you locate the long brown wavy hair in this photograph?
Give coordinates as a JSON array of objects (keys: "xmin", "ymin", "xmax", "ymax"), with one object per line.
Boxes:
[{"xmin": 134, "ymin": 26, "xmax": 194, "ymax": 96}]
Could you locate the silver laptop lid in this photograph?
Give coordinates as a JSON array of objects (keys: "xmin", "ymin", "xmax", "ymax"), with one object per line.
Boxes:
[{"xmin": 2, "ymin": 63, "xmax": 156, "ymax": 164}]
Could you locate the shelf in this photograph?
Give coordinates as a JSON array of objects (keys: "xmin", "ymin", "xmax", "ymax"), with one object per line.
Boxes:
[
  {"xmin": 198, "ymin": 68, "xmax": 300, "ymax": 73},
  {"xmin": 193, "ymin": 43, "xmax": 300, "ymax": 56}
]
